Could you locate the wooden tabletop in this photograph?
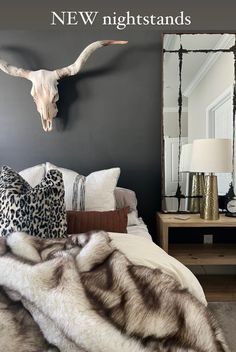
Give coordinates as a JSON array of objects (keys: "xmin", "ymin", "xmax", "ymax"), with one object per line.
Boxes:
[{"xmin": 157, "ymin": 213, "xmax": 236, "ymax": 227}]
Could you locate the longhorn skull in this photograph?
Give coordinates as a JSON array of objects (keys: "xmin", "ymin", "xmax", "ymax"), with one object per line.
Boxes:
[{"xmin": 0, "ymin": 40, "xmax": 128, "ymax": 132}]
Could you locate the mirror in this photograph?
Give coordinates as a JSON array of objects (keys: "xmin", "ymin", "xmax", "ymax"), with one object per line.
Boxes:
[{"xmin": 162, "ymin": 33, "xmax": 236, "ymax": 213}]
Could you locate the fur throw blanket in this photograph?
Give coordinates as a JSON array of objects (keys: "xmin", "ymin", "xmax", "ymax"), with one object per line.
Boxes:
[{"xmin": 0, "ymin": 231, "xmax": 229, "ymax": 352}]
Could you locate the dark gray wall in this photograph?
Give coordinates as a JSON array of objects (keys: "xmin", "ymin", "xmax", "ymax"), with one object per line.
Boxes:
[{"xmin": 0, "ymin": 0, "xmax": 235, "ymax": 236}]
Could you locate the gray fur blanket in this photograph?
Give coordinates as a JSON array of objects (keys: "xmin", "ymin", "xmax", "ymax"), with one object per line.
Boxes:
[{"xmin": 0, "ymin": 231, "xmax": 230, "ymax": 352}]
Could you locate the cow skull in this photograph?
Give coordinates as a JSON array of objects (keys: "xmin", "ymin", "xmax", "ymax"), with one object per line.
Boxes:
[{"xmin": 0, "ymin": 40, "xmax": 128, "ymax": 132}]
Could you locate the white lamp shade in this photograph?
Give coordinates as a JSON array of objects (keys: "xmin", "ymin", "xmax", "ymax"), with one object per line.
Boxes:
[
  {"xmin": 179, "ymin": 143, "xmax": 193, "ymax": 172},
  {"xmin": 190, "ymin": 138, "xmax": 232, "ymax": 173}
]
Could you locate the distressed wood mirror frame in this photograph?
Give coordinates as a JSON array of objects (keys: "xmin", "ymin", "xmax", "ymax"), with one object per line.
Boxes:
[{"xmin": 161, "ymin": 33, "xmax": 236, "ymax": 213}]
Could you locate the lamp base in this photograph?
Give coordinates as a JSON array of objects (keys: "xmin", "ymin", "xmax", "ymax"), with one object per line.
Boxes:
[
  {"xmin": 189, "ymin": 173, "xmax": 204, "ymax": 213},
  {"xmin": 201, "ymin": 174, "xmax": 219, "ymax": 220}
]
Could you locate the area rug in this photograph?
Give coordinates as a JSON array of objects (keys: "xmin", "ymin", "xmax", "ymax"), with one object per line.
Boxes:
[{"xmin": 209, "ymin": 302, "xmax": 236, "ymax": 351}]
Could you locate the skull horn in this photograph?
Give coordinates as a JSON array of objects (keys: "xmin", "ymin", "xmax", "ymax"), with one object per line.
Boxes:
[
  {"xmin": 55, "ymin": 40, "xmax": 128, "ymax": 79},
  {"xmin": 0, "ymin": 59, "xmax": 30, "ymax": 78},
  {"xmin": 0, "ymin": 40, "xmax": 128, "ymax": 132}
]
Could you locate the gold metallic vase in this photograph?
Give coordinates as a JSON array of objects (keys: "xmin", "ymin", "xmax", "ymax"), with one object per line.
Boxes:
[
  {"xmin": 189, "ymin": 173, "xmax": 204, "ymax": 213},
  {"xmin": 201, "ymin": 174, "xmax": 219, "ymax": 220}
]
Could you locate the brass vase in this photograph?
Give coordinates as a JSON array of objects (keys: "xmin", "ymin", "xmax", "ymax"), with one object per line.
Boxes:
[
  {"xmin": 201, "ymin": 174, "xmax": 219, "ymax": 220},
  {"xmin": 189, "ymin": 173, "xmax": 204, "ymax": 213}
]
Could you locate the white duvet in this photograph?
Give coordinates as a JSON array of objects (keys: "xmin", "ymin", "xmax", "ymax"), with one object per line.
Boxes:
[{"xmin": 109, "ymin": 232, "xmax": 207, "ymax": 305}]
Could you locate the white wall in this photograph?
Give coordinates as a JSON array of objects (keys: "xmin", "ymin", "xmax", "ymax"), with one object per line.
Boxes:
[
  {"xmin": 188, "ymin": 52, "xmax": 234, "ymax": 141},
  {"xmin": 164, "ymin": 111, "xmax": 188, "ymax": 138}
]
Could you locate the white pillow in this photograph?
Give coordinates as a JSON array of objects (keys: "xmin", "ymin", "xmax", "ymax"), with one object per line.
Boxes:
[
  {"xmin": 114, "ymin": 187, "xmax": 138, "ymax": 212},
  {"xmin": 128, "ymin": 211, "xmax": 141, "ymax": 226},
  {"xmin": 46, "ymin": 162, "xmax": 120, "ymax": 211},
  {"xmin": 114, "ymin": 187, "xmax": 140, "ymax": 226},
  {"xmin": 19, "ymin": 164, "xmax": 46, "ymax": 188}
]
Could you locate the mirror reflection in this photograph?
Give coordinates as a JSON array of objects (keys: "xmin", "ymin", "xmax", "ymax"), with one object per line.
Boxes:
[{"xmin": 162, "ymin": 34, "xmax": 236, "ymax": 213}]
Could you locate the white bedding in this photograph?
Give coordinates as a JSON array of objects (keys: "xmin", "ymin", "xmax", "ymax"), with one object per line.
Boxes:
[
  {"xmin": 127, "ymin": 217, "xmax": 152, "ymax": 240},
  {"xmin": 109, "ymin": 232, "xmax": 207, "ymax": 306}
]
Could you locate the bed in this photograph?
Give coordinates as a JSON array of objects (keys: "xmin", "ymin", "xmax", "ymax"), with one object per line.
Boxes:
[
  {"xmin": 127, "ymin": 218, "xmax": 153, "ymax": 240},
  {"xmin": 0, "ymin": 164, "xmax": 229, "ymax": 352}
]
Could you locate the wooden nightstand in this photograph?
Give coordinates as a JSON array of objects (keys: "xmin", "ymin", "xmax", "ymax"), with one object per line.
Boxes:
[{"xmin": 156, "ymin": 212, "xmax": 236, "ymax": 302}]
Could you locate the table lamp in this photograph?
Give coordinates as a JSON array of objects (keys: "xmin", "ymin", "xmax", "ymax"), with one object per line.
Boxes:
[
  {"xmin": 180, "ymin": 143, "xmax": 204, "ymax": 213},
  {"xmin": 190, "ymin": 139, "xmax": 232, "ymax": 220}
]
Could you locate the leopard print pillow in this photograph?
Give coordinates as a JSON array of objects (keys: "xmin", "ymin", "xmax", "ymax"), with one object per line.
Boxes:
[{"xmin": 0, "ymin": 166, "xmax": 67, "ymax": 238}]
